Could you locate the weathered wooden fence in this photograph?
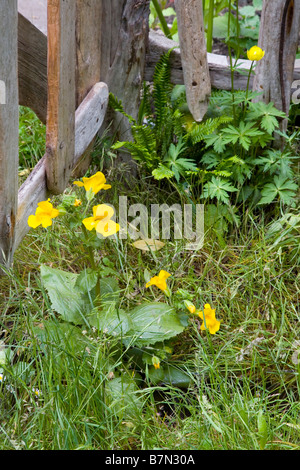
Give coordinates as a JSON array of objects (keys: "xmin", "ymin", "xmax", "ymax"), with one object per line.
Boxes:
[{"xmin": 0, "ymin": 0, "xmax": 299, "ymax": 270}]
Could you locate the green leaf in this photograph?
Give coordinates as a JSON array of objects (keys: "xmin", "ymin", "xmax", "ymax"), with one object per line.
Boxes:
[
  {"xmin": 152, "ymin": 164, "xmax": 175, "ymax": 181},
  {"xmin": 106, "ymin": 374, "xmax": 143, "ymax": 420},
  {"xmin": 257, "ymin": 409, "xmax": 268, "ymax": 450},
  {"xmin": 259, "ymin": 176, "xmax": 298, "ymax": 205},
  {"xmin": 88, "ymin": 304, "xmax": 132, "ymax": 336},
  {"xmin": 125, "ymin": 302, "xmax": 185, "ymax": 347},
  {"xmin": 203, "ymin": 177, "xmax": 237, "ymax": 205},
  {"xmin": 40, "ymin": 265, "xmax": 93, "ymax": 325}
]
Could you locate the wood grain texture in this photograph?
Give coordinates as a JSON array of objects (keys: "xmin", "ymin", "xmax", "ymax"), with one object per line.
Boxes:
[
  {"xmin": 100, "ymin": 0, "xmax": 150, "ymax": 166},
  {"xmin": 0, "ymin": 0, "xmax": 19, "ymax": 270},
  {"xmin": 45, "ymin": 0, "xmax": 76, "ymax": 194},
  {"xmin": 253, "ymin": 0, "xmax": 300, "ymax": 133},
  {"xmin": 174, "ymin": 0, "xmax": 211, "ymax": 121},
  {"xmin": 73, "ymin": 0, "xmax": 103, "ymax": 176},
  {"xmin": 18, "ymin": 12, "xmax": 48, "ymax": 123},
  {"xmin": 15, "ymin": 82, "xmax": 108, "ymax": 250}
]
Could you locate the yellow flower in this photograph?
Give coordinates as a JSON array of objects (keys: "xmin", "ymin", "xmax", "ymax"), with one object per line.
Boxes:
[
  {"xmin": 28, "ymin": 199, "xmax": 60, "ymax": 229},
  {"xmin": 82, "ymin": 204, "xmax": 120, "ymax": 237},
  {"xmin": 74, "ymin": 199, "xmax": 82, "ymax": 207},
  {"xmin": 146, "ymin": 270, "xmax": 171, "ymax": 292},
  {"xmin": 152, "ymin": 356, "xmax": 161, "ymax": 370},
  {"xmin": 184, "ymin": 300, "xmax": 196, "ymax": 314},
  {"xmin": 247, "ymin": 46, "xmax": 265, "ymax": 61},
  {"xmin": 73, "ymin": 171, "xmax": 111, "ymax": 195},
  {"xmin": 198, "ymin": 303, "xmax": 220, "ymax": 335}
]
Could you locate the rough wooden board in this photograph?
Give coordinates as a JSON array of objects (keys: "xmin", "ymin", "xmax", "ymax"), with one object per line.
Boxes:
[
  {"xmin": 46, "ymin": 0, "xmax": 76, "ymax": 194},
  {"xmin": 100, "ymin": 0, "xmax": 150, "ymax": 168},
  {"xmin": 0, "ymin": 0, "xmax": 19, "ymax": 269},
  {"xmin": 15, "ymin": 82, "xmax": 109, "ymax": 250},
  {"xmin": 174, "ymin": 0, "xmax": 211, "ymax": 121},
  {"xmin": 75, "ymin": 82, "xmax": 109, "ymax": 161},
  {"xmin": 18, "ymin": 12, "xmax": 48, "ymax": 123}
]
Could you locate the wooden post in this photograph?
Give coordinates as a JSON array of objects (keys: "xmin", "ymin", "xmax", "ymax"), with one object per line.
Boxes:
[
  {"xmin": 46, "ymin": 0, "xmax": 76, "ymax": 194},
  {"xmin": 73, "ymin": 0, "xmax": 102, "ymax": 177},
  {"xmin": 100, "ymin": 0, "xmax": 150, "ymax": 165},
  {"xmin": 253, "ymin": 0, "xmax": 300, "ymax": 134},
  {"xmin": 174, "ymin": 0, "xmax": 211, "ymax": 122},
  {"xmin": 0, "ymin": 0, "xmax": 19, "ymax": 270}
]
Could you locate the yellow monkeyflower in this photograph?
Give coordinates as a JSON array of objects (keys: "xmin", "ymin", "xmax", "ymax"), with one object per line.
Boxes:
[
  {"xmin": 73, "ymin": 171, "xmax": 111, "ymax": 195},
  {"xmin": 82, "ymin": 204, "xmax": 120, "ymax": 237},
  {"xmin": 74, "ymin": 199, "xmax": 82, "ymax": 207},
  {"xmin": 247, "ymin": 46, "xmax": 265, "ymax": 61},
  {"xmin": 184, "ymin": 300, "xmax": 196, "ymax": 314},
  {"xmin": 146, "ymin": 270, "xmax": 171, "ymax": 292},
  {"xmin": 152, "ymin": 356, "xmax": 161, "ymax": 370},
  {"xmin": 28, "ymin": 199, "xmax": 60, "ymax": 229},
  {"xmin": 198, "ymin": 303, "xmax": 221, "ymax": 335}
]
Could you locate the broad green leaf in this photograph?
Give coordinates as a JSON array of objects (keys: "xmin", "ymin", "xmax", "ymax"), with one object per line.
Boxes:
[
  {"xmin": 88, "ymin": 304, "xmax": 132, "ymax": 336},
  {"xmin": 75, "ymin": 268, "xmax": 98, "ymax": 293},
  {"xmin": 148, "ymin": 364, "xmax": 191, "ymax": 388},
  {"xmin": 257, "ymin": 409, "xmax": 268, "ymax": 450},
  {"xmin": 40, "ymin": 265, "xmax": 93, "ymax": 325},
  {"xmin": 99, "ymin": 277, "xmax": 120, "ymax": 303},
  {"xmin": 106, "ymin": 374, "xmax": 142, "ymax": 419},
  {"xmin": 126, "ymin": 302, "xmax": 185, "ymax": 347}
]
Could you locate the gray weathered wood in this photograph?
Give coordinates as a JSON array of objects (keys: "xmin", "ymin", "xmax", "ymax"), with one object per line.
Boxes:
[
  {"xmin": 15, "ymin": 82, "xmax": 109, "ymax": 250},
  {"xmin": 253, "ymin": 0, "xmax": 300, "ymax": 133},
  {"xmin": 174, "ymin": 0, "xmax": 211, "ymax": 121},
  {"xmin": 145, "ymin": 30, "xmax": 300, "ymax": 92},
  {"xmin": 73, "ymin": 0, "xmax": 103, "ymax": 177},
  {"xmin": 0, "ymin": 0, "xmax": 19, "ymax": 269},
  {"xmin": 45, "ymin": 0, "xmax": 76, "ymax": 194},
  {"xmin": 75, "ymin": 82, "xmax": 109, "ymax": 161},
  {"xmin": 100, "ymin": 0, "xmax": 150, "ymax": 166}
]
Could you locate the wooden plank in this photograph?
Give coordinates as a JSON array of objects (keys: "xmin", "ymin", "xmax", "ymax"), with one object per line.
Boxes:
[
  {"xmin": 174, "ymin": 0, "xmax": 211, "ymax": 121},
  {"xmin": 75, "ymin": 82, "xmax": 109, "ymax": 161},
  {"xmin": 45, "ymin": 0, "xmax": 76, "ymax": 194},
  {"xmin": 73, "ymin": 0, "xmax": 102, "ymax": 177},
  {"xmin": 145, "ymin": 30, "xmax": 300, "ymax": 92},
  {"xmin": 18, "ymin": 12, "xmax": 48, "ymax": 123},
  {"xmin": 253, "ymin": 0, "xmax": 300, "ymax": 135},
  {"xmin": 100, "ymin": 0, "xmax": 150, "ymax": 167},
  {"xmin": 0, "ymin": 0, "xmax": 19, "ymax": 270},
  {"xmin": 15, "ymin": 82, "xmax": 109, "ymax": 250}
]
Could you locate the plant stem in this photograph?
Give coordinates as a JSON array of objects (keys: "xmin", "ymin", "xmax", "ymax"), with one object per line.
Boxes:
[
  {"xmin": 82, "ymin": 225, "xmax": 101, "ymax": 304},
  {"xmin": 206, "ymin": 0, "xmax": 215, "ymax": 53},
  {"xmin": 227, "ymin": 0, "xmax": 236, "ymax": 120},
  {"xmin": 152, "ymin": 0, "xmax": 173, "ymax": 40}
]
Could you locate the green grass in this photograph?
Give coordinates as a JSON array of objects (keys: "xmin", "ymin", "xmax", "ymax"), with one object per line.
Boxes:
[{"xmin": 1, "ymin": 165, "xmax": 300, "ymax": 450}]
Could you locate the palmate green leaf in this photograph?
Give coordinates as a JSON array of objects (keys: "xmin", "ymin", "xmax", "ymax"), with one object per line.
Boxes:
[
  {"xmin": 222, "ymin": 122, "xmax": 264, "ymax": 151},
  {"xmin": 152, "ymin": 164, "xmax": 175, "ymax": 180},
  {"xmin": 203, "ymin": 177, "xmax": 237, "ymax": 205},
  {"xmin": 125, "ymin": 302, "xmax": 185, "ymax": 347},
  {"xmin": 259, "ymin": 176, "xmax": 298, "ymax": 205},
  {"xmin": 247, "ymin": 101, "xmax": 287, "ymax": 135}
]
